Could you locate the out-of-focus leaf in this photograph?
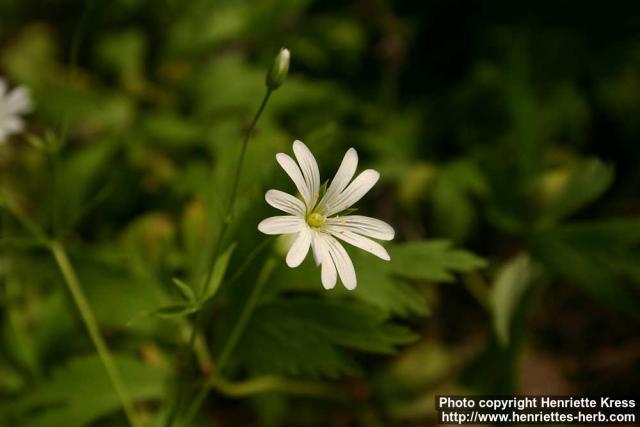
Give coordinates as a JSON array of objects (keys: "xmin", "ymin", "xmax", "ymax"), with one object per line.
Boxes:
[
  {"xmin": 0, "ymin": 24, "xmax": 62, "ymax": 85},
  {"xmin": 389, "ymin": 241, "xmax": 487, "ymax": 282},
  {"xmin": 172, "ymin": 278, "xmax": 196, "ymax": 302},
  {"xmin": 530, "ymin": 218, "xmax": 640, "ymax": 319},
  {"xmin": 374, "ymin": 341, "xmax": 468, "ymax": 420},
  {"xmin": 398, "ymin": 162, "xmax": 436, "ymax": 206},
  {"xmin": 13, "ymin": 354, "xmax": 166, "ymax": 427},
  {"xmin": 188, "ymin": 54, "xmax": 264, "ymax": 116},
  {"xmin": 121, "ymin": 212, "xmax": 177, "ymax": 272},
  {"xmin": 235, "ymin": 298, "xmax": 417, "ymax": 378},
  {"xmin": 202, "ymin": 243, "xmax": 237, "ymax": 301},
  {"xmin": 152, "ymin": 303, "xmax": 199, "ymax": 319},
  {"xmin": 96, "ymin": 30, "xmax": 147, "ymax": 93},
  {"xmin": 2, "ymin": 305, "xmax": 40, "ymax": 377},
  {"xmin": 539, "ymin": 158, "xmax": 614, "ymax": 223},
  {"xmin": 139, "ymin": 112, "xmax": 204, "ymax": 147},
  {"xmin": 55, "ymin": 140, "xmax": 119, "ymax": 232},
  {"xmin": 491, "ymin": 254, "xmax": 539, "ymax": 345},
  {"xmin": 167, "ymin": 4, "xmax": 250, "ymax": 55},
  {"xmin": 429, "ymin": 161, "xmax": 489, "ymax": 242}
]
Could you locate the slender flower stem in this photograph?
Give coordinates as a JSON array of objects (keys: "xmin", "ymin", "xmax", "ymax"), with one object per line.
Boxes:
[
  {"xmin": 227, "ymin": 89, "xmax": 272, "ymax": 222},
  {"xmin": 169, "ymin": 88, "xmax": 276, "ymax": 427},
  {"xmin": 50, "ymin": 241, "xmax": 141, "ymax": 427},
  {"xmin": 180, "ymin": 373, "xmax": 336, "ymax": 427},
  {"xmin": 180, "ymin": 259, "xmax": 275, "ymax": 427},
  {"xmin": 225, "ymin": 236, "xmax": 274, "ymax": 286},
  {"xmin": 216, "ymin": 257, "xmax": 274, "ymax": 370},
  {"xmin": 199, "ymin": 88, "xmax": 272, "ymax": 301},
  {"xmin": 209, "ymin": 375, "xmax": 336, "ymax": 398},
  {"xmin": 184, "ymin": 372, "xmax": 338, "ymax": 418}
]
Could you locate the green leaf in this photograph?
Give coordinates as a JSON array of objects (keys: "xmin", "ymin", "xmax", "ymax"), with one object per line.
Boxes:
[
  {"xmin": 389, "ymin": 240, "xmax": 487, "ymax": 282},
  {"xmin": 491, "ymin": 254, "xmax": 539, "ymax": 345},
  {"xmin": 152, "ymin": 303, "xmax": 199, "ymax": 319},
  {"xmin": 55, "ymin": 141, "xmax": 118, "ymax": 231},
  {"xmin": 172, "ymin": 277, "xmax": 196, "ymax": 302},
  {"xmin": 542, "ymin": 158, "xmax": 614, "ymax": 222},
  {"xmin": 272, "ymin": 240, "xmax": 485, "ymax": 318},
  {"xmin": 428, "ymin": 161, "xmax": 489, "ymax": 242},
  {"xmin": 530, "ymin": 218, "xmax": 640, "ymax": 319},
  {"xmin": 203, "ymin": 242, "xmax": 237, "ymax": 301},
  {"xmin": 96, "ymin": 30, "xmax": 147, "ymax": 93},
  {"xmin": 349, "ymin": 251, "xmax": 430, "ymax": 318},
  {"xmin": 235, "ymin": 298, "xmax": 417, "ymax": 378},
  {"xmin": 13, "ymin": 354, "xmax": 166, "ymax": 427}
]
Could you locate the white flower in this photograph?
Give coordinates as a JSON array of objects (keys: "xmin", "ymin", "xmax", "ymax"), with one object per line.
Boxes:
[
  {"xmin": 258, "ymin": 140, "xmax": 394, "ymax": 290},
  {"xmin": 0, "ymin": 78, "xmax": 32, "ymax": 144}
]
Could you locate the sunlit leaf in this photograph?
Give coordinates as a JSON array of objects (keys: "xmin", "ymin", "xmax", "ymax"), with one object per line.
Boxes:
[
  {"xmin": 491, "ymin": 254, "xmax": 539, "ymax": 345},
  {"xmin": 389, "ymin": 241, "xmax": 487, "ymax": 282}
]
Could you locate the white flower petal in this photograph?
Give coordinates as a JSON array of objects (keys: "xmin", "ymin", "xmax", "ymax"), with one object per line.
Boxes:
[
  {"xmin": 324, "ymin": 169, "xmax": 379, "ymax": 216},
  {"xmin": 310, "ymin": 232, "xmax": 322, "ymax": 266},
  {"xmin": 317, "ymin": 147, "xmax": 358, "ymax": 211},
  {"xmin": 258, "ymin": 216, "xmax": 304, "ymax": 235},
  {"xmin": 265, "ymin": 189, "xmax": 305, "ymax": 216},
  {"xmin": 276, "ymin": 153, "xmax": 312, "ymax": 208},
  {"xmin": 6, "ymin": 87, "xmax": 32, "ymax": 114},
  {"xmin": 3, "ymin": 116, "xmax": 24, "ymax": 134},
  {"xmin": 292, "ymin": 140, "xmax": 320, "ymax": 207},
  {"xmin": 325, "ymin": 215, "xmax": 394, "ymax": 240},
  {"xmin": 286, "ymin": 228, "xmax": 312, "ymax": 267},
  {"xmin": 326, "ymin": 227, "xmax": 390, "ymax": 260},
  {"xmin": 324, "ymin": 235, "xmax": 357, "ymax": 290},
  {"xmin": 320, "ymin": 255, "xmax": 337, "ymax": 289},
  {"xmin": 312, "ymin": 234, "xmax": 337, "ymax": 289}
]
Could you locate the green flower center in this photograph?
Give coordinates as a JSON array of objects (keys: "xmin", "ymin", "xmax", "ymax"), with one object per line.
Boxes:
[{"xmin": 307, "ymin": 212, "xmax": 325, "ymax": 228}]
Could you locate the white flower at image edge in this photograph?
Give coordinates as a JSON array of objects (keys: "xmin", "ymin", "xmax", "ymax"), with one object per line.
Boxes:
[
  {"xmin": 0, "ymin": 78, "xmax": 32, "ymax": 143},
  {"xmin": 258, "ymin": 140, "xmax": 395, "ymax": 290}
]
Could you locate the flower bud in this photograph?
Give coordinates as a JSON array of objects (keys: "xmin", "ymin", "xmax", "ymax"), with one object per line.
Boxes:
[{"xmin": 266, "ymin": 48, "xmax": 290, "ymax": 90}]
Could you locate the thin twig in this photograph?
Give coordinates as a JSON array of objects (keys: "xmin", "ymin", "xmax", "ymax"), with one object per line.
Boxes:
[{"xmin": 50, "ymin": 241, "xmax": 141, "ymax": 427}]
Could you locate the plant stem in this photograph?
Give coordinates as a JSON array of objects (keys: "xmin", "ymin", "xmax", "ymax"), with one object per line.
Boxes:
[
  {"xmin": 182, "ymin": 375, "xmax": 344, "ymax": 427},
  {"xmin": 169, "ymin": 88, "xmax": 275, "ymax": 427},
  {"xmin": 180, "ymin": 372, "xmax": 339, "ymax": 427},
  {"xmin": 226, "ymin": 89, "xmax": 272, "ymax": 222},
  {"xmin": 50, "ymin": 241, "xmax": 141, "ymax": 427},
  {"xmin": 216, "ymin": 257, "xmax": 275, "ymax": 371},
  {"xmin": 180, "ymin": 259, "xmax": 275, "ymax": 427},
  {"xmin": 199, "ymin": 88, "xmax": 273, "ymax": 301},
  {"xmin": 209, "ymin": 375, "xmax": 336, "ymax": 398},
  {"xmin": 225, "ymin": 236, "xmax": 274, "ymax": 286}
]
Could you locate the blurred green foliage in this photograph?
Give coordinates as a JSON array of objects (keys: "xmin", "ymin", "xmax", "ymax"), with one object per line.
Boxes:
[{"xmin": 1, "ymin": 1, "xmax": 639, "ymax": 426}]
